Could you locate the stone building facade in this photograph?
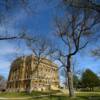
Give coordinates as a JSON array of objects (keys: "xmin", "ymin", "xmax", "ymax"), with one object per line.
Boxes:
[{"xmin": 7, "ymin": 55, "xmax": 59, "ymax": 92}]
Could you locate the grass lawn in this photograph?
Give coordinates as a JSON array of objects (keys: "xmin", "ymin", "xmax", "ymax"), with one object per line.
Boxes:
[
  {"xmin": 0, "ymin": 91, "xmax": 100, "ymax": 100},
  {"xmin": 0, "ymin": 92, "xmax": 30, "ymax": 98}
]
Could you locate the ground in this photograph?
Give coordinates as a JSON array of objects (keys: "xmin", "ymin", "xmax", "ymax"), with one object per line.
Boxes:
[{"xmin": 0, "ymin": 91, "xmax": 100, "ymax": 100}]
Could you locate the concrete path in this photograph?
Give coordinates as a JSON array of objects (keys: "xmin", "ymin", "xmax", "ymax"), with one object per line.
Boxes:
[
  {"xmin": 0, "ymin": 97, "xmax": 32, "ymax": 100},
  {"xmin": 0, "ymin": 95, "xmax": 50, "ymax": 100}
]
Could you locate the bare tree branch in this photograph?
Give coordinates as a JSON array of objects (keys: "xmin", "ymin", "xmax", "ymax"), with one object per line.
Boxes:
[{"xmin": 63, "ymin": 0, "xmax": 100, "ymax": 13}]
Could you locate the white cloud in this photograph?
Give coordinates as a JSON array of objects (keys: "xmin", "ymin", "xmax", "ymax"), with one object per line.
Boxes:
[
  {"xmin": 0, "ymin": 59, "xmax": 11, "ymax": 79},
  {"xmin": 0, "ymin": 60, "xmax": 11, "ymax": 70},
  {"xmin": 0, "ymin": 41, "xmax": 18, "ymax": 56}
]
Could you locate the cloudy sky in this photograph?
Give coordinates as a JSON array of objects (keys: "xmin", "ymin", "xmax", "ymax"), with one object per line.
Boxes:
[{"xmin": 0, "ymin": 0, "xmax": 100, "ymax": 80}]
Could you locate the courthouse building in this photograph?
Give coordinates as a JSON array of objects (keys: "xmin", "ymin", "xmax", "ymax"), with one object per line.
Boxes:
[{"xmin": 7, "ymin": 55, "xmax": 59, "ymax": 92}]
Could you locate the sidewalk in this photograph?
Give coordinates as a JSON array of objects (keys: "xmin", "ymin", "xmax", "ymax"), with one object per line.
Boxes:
[
  {"xmin": 0, "ymin": 95, "xmax": 49, "ymax": 100},
  {"xmin": 0, "ymin": 97, "xmax": 32, "ymax": 100}
]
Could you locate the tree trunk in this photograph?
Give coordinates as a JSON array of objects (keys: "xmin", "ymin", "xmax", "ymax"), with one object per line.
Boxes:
[
  {"xmin": 29, "ymin": 78, "xmax": 32, "ymax": 93},
  {"xmin": 67, "ymin": 71, "xmax": 75, "ymax": 97},
  {"xmin": 67, "ymin": 55, "xmax": 75, "ymax": 97},
  {"xmin": 92, "ymin": 87, "xmax": 94, "ymax": 91}
]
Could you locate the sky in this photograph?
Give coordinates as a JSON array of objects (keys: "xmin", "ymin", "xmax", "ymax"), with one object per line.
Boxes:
[{"xmin": 0, "ymin": 0, "xmax": 100, "ymax": 81}]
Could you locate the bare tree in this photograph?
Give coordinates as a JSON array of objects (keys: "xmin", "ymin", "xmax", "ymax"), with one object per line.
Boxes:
[
  {"xmin": 0, "ymin": 0, "xmax": 38, "ymax": 41},
  {"xmin": 62, "ymin": 0, "xmax": 100, "ymax": 58},
  {"xmin": 54, "ymin": 8, "xmax": 100, "ymax": 97},
  {"xmin": 91, "ymin": 47, "xmax": 100, "ymax": 58},
  {"xmin": 0, "ymin": 33, "xmax": 28, "ymax": 40},
  {"xmin": 0, "ymin": 0, "xmax": 36, "ymax": 14},
  {"xmin": 63, "ymin": 0, "xmax": 100, "ymax": 13},
  {"xmin": 25, "ymin": 36, "xmax": 56, "ymax": 93}
]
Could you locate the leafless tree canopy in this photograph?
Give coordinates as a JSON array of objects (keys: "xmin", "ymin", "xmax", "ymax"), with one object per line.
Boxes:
[
  {"xmin": 92, "ymin": 47, "xmax": 100, "ymax": 57},
  {"xmin": 55, "ymin": 9, "xmax": 99, "ymax": 59},
  {"xmin": 53, "ymin": 3, "xmax": 100, "ymax": 96},
  {"xmin": 0, "ymin": 0, "xmax": 38, "ymax": 41},
  {"xmin": 25, "ymin": 36, "xmax": 56, "ymax": 73},
  {"xmin": 63, "ymin": 0, "xmax": 100, "ymax": 13}
]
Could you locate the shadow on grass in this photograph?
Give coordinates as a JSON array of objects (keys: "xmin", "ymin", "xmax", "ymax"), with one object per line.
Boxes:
[
  {"xmin": 45, "ymin": 95, "xmax": 100, "ymax": 100},
  {"xmin": 0, "ymin": 91, "xmax": 100, "ymax": 100}
]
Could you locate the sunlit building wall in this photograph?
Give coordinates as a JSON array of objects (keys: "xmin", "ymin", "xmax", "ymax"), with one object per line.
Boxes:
[{"xmin": 7, "ymin": 55, "xmax": 59, "ymax": 92}]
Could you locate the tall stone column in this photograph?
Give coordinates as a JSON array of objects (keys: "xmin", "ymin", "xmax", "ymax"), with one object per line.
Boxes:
[
  {"xmin": 29, "ymin": 54, "xmax": 34, "ymax": 93},
  {"xmin": 21, "ymin": 56, "xmax": 26, "ymax": 91}
]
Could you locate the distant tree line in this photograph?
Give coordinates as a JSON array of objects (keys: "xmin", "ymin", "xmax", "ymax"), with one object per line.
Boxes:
[
  {"xmin": 0, "ymin": 75, "xmax": 6, "ymax": 92},
  {"xmin": 73, "ymin": 69, "xmax": 100, "ymax": 91}
]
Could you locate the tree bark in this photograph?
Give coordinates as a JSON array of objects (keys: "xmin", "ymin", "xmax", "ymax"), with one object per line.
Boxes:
[
  {"xmin": 29, "ymin": 79, "xmax": 32, "ymax": 93},
  {"xmin": 67, "ymin": 71, "xmax": 75, "ymax": 97},
  {"xmin": 67, "ymin": 55, "xmax": 75, "ymax": 97}
]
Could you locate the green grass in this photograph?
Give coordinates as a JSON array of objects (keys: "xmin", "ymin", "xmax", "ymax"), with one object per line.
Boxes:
[
  {"xmin": 0, "ymin": 92, "xmax": 30, "ymax": 97},
  {"xmin": 0, "ymin": 91, "xmax": 100, "ymax": 100},
  {"xmin": 76, "ymin": 91, "xmax": 100, "ymax": 96}
]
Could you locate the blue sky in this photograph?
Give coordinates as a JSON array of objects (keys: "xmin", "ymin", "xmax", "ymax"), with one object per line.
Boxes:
[{"xmin": 0, "ymin": 0, "xmax": 100, "ymax": 80}]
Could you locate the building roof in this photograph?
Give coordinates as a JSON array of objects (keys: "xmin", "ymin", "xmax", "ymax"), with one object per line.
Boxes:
[{"xmin": 10, "ymin": 55, "xmax": 58, "ymax": 70}]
